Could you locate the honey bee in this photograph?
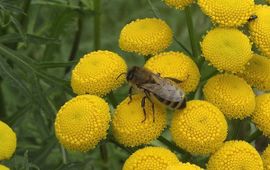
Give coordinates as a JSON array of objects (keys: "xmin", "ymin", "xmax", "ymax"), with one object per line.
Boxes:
[{"xmin": 118, "ymin": 66, "xmax": 186, "ymax": 122}]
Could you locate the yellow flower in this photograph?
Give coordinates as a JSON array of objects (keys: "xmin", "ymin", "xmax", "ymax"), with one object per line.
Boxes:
[
  {"xmin": 207, "ymin": 141, "xmax": 263, "ymax": 170},
  {"xmin": 119, "ymin": 18, "xmax": 173, "ymax": 56},
  {"xmin": 262, "ymin": 145, "xmax": 270, "ymax": 170},
  {"xmin": 251, "ymin": 94, "xmax": 270, "ymax": 137},
  {"xmin": 203, "ymin": 74, "xmax": 255, "ymax": 119},
  {"xmin": 201, "ymin": 27, "xmax": 252, "ymax": 73},
  {"xmin": 167, "ymin": 163, "xmax": 203, "ymax": 170},
  {"xmin": 0, "ymin": 121, "xmax": 16, "ymax": 160},
  {"xmin": 237, "ymin": 54, "xmax": 270, "ymax": 91},
  {"xmin": 0, "ymin": 165, "xmax": 9, "ymax": 170},
  {"xmin": 198, "ymin": 0, "xmax": 254, "ymax": 27},
  {"xmin": 71, "ymin": 50, "xmax": 127, "ymax": 96},
  {"xmin": 112, "ymin": 94, "xmax": 166, "ymax": 147},
  {"xmin": 249, "ymin": 5, "xmax": 270, "ymax": 58},
  {"xmin": 123, "ymin": 147, "xmax": 180, "ymax": 170},
  {"xmin": 170, "ymin": 100, "xmax": 227, "ymax": 155},
  {"xmin": 55, "ymin": 95, "xmax": 110, "ymax": 152},
  {"xmin": 163, "ymin": 0, "xmax": 194, "ymax": 9},
  {"xmin": 144, "ymin": 51, "xmax": 200, "ymax": 93}
]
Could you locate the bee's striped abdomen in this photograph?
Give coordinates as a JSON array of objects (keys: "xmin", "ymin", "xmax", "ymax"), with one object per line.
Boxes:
[{"xmin": 153, "ymin": 94, "xmax": 185, "ymax": 110}]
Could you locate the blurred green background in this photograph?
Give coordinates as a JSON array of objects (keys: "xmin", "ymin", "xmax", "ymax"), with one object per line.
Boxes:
[{"xmin": 0, "ymin": 0, "xmax": 267, "ymax": 169}]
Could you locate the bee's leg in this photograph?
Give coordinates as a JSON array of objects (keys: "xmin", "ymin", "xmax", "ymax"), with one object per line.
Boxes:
[
  {"xmin": 144, "ymin": 91, "xmax": 155, "ymax": 123},
  {"xmin": 128, "ymin": 87, "xmax": 133, "ymax": 104},
  {"xmin": 141, "ymin": 96, "xmax": 147, "ymax": 123}
]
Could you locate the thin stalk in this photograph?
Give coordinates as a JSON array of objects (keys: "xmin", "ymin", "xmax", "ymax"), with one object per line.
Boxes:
[
  {"xmin": 158, "ymin": 136, "xmax": 192, "ymax": 162},
  {"xmin": 60, "ymin": 144, "xmax": 68, "ymax": 164},
  {"xmin": 107, "ymin": 91, "xmax": 118, "ymax": 108},
  {"xmin": 245, "ymin": 129, "xmax": 263, "ymax": 143},
  {"xmin": 94, "ymin": 0, "xmax": 101, "ymax": 51},
  {"xmin": 185, "ymin": 6, "xmax": 201, "ymax": 64},
  {"xmin": 231, "ymin": 119, "xmax": 241, "ymax": 140}
]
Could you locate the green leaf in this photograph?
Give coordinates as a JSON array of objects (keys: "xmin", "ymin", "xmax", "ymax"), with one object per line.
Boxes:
[{"xmin": 36, "ymin": 60, "xmax": 78, "ymax": 69}]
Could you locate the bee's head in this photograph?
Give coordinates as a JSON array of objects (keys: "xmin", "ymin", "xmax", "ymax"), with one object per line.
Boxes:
[{"xmin": 126, "ymin": 66, "xmax": 140, "ymax": 81}]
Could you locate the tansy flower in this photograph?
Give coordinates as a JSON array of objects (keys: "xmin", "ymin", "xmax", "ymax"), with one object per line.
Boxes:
[
  {"xmin": 237, "ymin": 54, "xmax": 270, "ymax": 91},
  {"xmin": 203, "ymin": 74, "xmax": 255, "ymax": 119},
  {"xmin": 123, "ymin": 147, "xmax": 180, "ymax": 170},
  {"xmin": 262, "ymin": 145, "xmax": 270, "ymax": 170},
  {"xmin": 71, "ymin": 50, "xmax": 127, "ymax": 96},
  {"xmin": 251, "ymin": 94, "xmax": 270, "ymax": 137},
  {"xmin": 249, "ymin": 5, "xmax": 270, "ymax": 58},
  {"xmin": 201, "ymin": 28, "xmax": 252, "ymax": 73},
  {"xmin": 144, "ymin": 51, "xmax": 200, "ymax": 93},
  {"xmin": 0, "ymin": 165, "xmax": 9, "ymax": 170},
  {"xmin": 198, "ymin": 0, "xmax": 254, "ymax": 27},
  {"xmin": 170, "ymin": 100, "xmax": 227, "ymax": 155},
  {"xmin": 167, "ymin": 163, "xmax": 203, "ymax": 170},
  {"xmin": 119, "ymin": 18, "xmax": 173, "ymax": 56},
  {"xmin": 112, "ymin": 94, "xmax": 166, "ymax": 147},
  {"xmin": 0, "ymin": 121, "xmax": 16, "ymax": 160},
  {"xmin": 163, "ymin": 0, "xmax": 194, "ymax": 9},
  {"xmin": 55, "ymin": 95, "xmax": 110, "ymax": 152},
  {"xmin": 207, "ymin": 141, "xmax": 263, "ymax": 170}
]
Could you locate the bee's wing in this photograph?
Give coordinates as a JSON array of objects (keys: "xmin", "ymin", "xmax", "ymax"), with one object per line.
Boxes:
[{"xmin": 140, "ymin": 76, "xmax": 184, "ymax": 102}]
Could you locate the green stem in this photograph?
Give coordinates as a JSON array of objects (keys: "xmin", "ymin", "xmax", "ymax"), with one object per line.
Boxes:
[
  {"xmin": 94, "ymin": 0, "xmax": 101, "ymax": 51},
  {"xmin": 185, "ymin": 6, "xmax": 201, "ymax": 64},
  {"xmin": 231, "ymin": 119, "xmax": 241, "ymax": 140},
  {"xmin": 100, "ymin": 143, "xmax": 108, "ymax": 170},
  {"xmin": 245, "ymin": 129, "xmax": 263, "ymax": 143},
  {"xmin": 157, "ymin": 136, "xmax": 192, "ymax": 162},
  {"xmin": 0, "ymin": 78, "xmax": 6, "ymax": 118},
  {"xmin": 107, "ymin": 91, "xmax": 118, "ymax": 108},
  {"xmin": 60, "ymin": 144, "xmax": 68, "ymax": 164}
]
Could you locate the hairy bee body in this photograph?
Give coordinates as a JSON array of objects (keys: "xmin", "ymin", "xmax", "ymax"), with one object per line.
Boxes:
[{"xmin": 126, "ymin": 66, "xmax": 186, "ymax": 110}]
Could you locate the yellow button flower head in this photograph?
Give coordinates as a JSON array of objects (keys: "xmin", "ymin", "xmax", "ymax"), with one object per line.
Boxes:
[
  {"xmin": 163, "ymin": 0, "xmax": 194, "ymax": 9},
  {"xmin": 167, "ymin": 163, "xmax": 203, "ymax": 170},
  {"xmin": 201, "ymin": 28, "xmax": 252, "ymax": 73},
  {"xmin": 203, "ymin": 74, "xmax": 255, "ymax": 119},
  {"xmin": 207, "ymin": 141, "xmax": 263, "ymax": 170},
  {"xmin": 198, "ymin": 0, "xmax": 254, "ymax": 27},
  {"xmin": 71, "ymin": 50, "xmax": 127, "ymax": 96},
  {"xmin": 251, "ymin": 94, "xmax": 270, "ymax": 137},
  {"xmin": 0, "ymin": 121, "xmax": 16, "ymax": 160},
  {"xmin": 112, "ymin": 94, "xmax": 166, "ymax": 147},
  {"xmin": 55, "ymin": 95, "xmax": 110, "ymax": 152},
  {"xmin": 249, "ymin": 5, "xmax": 270, "ymax": 58},
  {"xmin": 123, "ymin": 147, "xmax": 180, "ymax": 170},
  {"xmin": 262, "ymin": 145, "xmax": 270, "ymax": 170},
  {"xmin": 237, "ymin": 54, "xmax": 270, "ymax": 91},
  {"xmin": 0, "ymin": 165, "xmax": 9, "ymax": 170},
  {"xmin": 170, "ymin": 100, "xmax": 227, "ymax": 155},
  {"xmin": 145, "ymin": 51, "xmax": 200, "ymax": 93},
  {"xmin": 119, "ymin": 18, "xmax": 173, "ymax": 56}
]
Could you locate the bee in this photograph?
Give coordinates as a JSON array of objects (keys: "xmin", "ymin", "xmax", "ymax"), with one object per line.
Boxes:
[
  {"xmin": 118, "ymin": 66, "xmax": 186, "ymax": 123},
  {"xmin": 248, "ymin": 15, "xmax": 258, "ymax": 22}
]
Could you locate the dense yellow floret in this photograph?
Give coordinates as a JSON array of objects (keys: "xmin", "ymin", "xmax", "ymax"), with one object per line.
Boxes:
[
  {"xmin": 201, "ymin": 28, "xmax": 252, "ymax": 73},
  {"xmin": 145, "ymin": 51, "xmax": 200, "ymax": 93},
  {"xmin": 55, "ymin": 95, "xmax": 110, "ymax": 152},
  {"xmin": 170, "ymin": 100, "xmax": 227, "ymax": 155},
  {"xmin": 249, "ymin": 5, "xmax": 270, "ymax": 58},
  {"xmin": 207, "ymin": 141, "xmax": 263, "ymax": 170},
  {"xmin": 0, "ymin": 165, "xmax": 9, "ymax": 170},
  {"xmin": 71, "ymin": 50, "xmax": 127, "ymax": 96},
  {"xmin": 0, "ymin": 121, "xmax": 16, "ymax": 160},
  {"xmin": 119, "ymin": 18, "xmax": 173, "ymax": 56},
  {"xmin": 237, "ymin": 54, "xmax": 270, "ymax": 91},
  {"xmin": 198, "ymin": 0, "xmax": 254, "ymax": 27},
  {"xmin": 123, "ymin": 147, "xmax": 180, "ymax": 170},
  {"xmin": 167, "ymin": 163, "xmax": 203, "ymax": 170},
  {"xmin": 203, "ymin": 74, "xmax": 255, "ymax": 119},
  {"xmin": 163, "ymin": 0, "xmax": 194, "ymax": 9},
  {"xmin": 251, "ymin": 94, "xmax": 270, "ymax": 137},
  {"xmin": 112, "ymin": 94, "xmax": 166, "ymax": 147},
  {"xmin": 262, "ymin": 145, "xmax": 270, "ymax": 170}
]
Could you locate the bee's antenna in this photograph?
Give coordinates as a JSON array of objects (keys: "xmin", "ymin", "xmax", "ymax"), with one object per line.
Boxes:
[{"xmin": 116, "ymin": 72, "xmax": 127, "ymax": 80}]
